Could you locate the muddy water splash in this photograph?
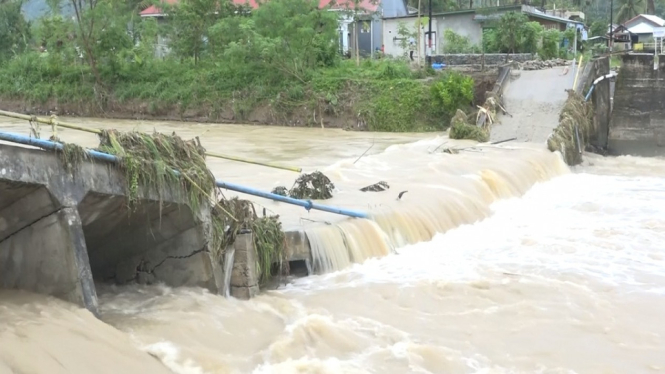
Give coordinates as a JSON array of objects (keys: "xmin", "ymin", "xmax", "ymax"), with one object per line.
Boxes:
[
  {"xmin": 2, "ymin": 117, "xmax": 664, "ymax": 373},
  {"xmin": 306, "ymin": 219, "xmax": 394, "ymax": 274},
  {"xmin": 298, "ymin": 140, "xmax": 568, "ymax": 272},
  {"xmin": 96, "ymin": 161, "xmax": 664, "ymax": 374}
]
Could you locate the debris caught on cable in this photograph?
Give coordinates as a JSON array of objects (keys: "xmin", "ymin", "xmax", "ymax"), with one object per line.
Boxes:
[{"xmin": 288, "ymin": 171, "xmax": 335, "ymax": 200}]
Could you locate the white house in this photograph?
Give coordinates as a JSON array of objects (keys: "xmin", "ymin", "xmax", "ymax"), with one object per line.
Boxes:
[
  {"xmin": 381, "ymin": 3, "xmax": 584, "ymax": 59},
  {"xmin": 624, "ymin": 14, "xmax": 665, "ymax": 43}
]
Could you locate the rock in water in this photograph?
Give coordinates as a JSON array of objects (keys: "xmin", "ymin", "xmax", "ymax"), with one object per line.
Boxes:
[{"xmin": 360, "ymin": 181, "xmax": 390, "ymax": 192}]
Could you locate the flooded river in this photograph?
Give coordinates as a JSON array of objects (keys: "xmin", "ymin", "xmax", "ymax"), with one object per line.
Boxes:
[{"xmin": 1, "ymin": 118, "xmax": 664, "ymax": 374}]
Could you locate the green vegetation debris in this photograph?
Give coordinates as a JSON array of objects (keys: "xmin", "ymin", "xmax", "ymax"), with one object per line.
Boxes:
[
  {"xmin": 448, "ymin": 109, "xmax": 489, "ymax": 142},
  {"xmin": 58, "ymin": 142, "xmax": 88, "ymax": 172},
  {"xmin": 211, "ymin": 197, "xmax": 286, "ymax": 284},
  {"xmin": 252, "ymin": 215, "xmax": 287, "ymax": 285},
  {"xmin": 547, "ymin": 89, "xmax": 593, "ymax": 166},
  {"xmin": 268, "ymin": 172, "xmax": 336, "ymax": 200},
  {"xmin": 97, "ymin": 129, "xmax": 214, "ymax": 213}
]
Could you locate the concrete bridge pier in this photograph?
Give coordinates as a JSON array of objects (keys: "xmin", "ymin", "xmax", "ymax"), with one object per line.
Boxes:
[
  {"xmin": 0, "ymin": 185, "xmax": 98, "ymax": 313},
  {"xmin": 0, "ymin": 145, "xmax": 222, "ymax": 316}
]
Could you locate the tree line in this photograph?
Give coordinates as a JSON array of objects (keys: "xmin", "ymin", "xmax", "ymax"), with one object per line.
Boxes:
[{"xmin": 0, "ymin": 0, "xmax": 481, "ymax": 132}]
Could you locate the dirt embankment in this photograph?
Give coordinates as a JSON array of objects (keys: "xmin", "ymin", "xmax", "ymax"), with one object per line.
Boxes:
[
  {"xmin": 0, "ymin": 97, "xmax": 357, "ymax": 129},
  {"xmin": 0, "ymin": 71, "xmax": 496, "ymax": 130}
]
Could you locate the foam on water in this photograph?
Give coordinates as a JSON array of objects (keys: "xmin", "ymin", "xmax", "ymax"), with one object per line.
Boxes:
[
  {"xmin": 298, "ymin": 139, "xmax": 570, "ymax": 274},
  {"xmin": 287, "ymin": 172, "xmax": 665, "ymax": 292},
  {"xmin": 87, "ymin": 160, "xmax": 665, "ymax": 374},
  {"xmin": 2, "ymin": 116, "xmax": 665, "ymax": 373}
]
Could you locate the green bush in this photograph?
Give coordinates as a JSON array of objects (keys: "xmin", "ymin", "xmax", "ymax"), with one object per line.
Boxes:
[
  {"xmin": 539, "ymin": 29, "xmax": 561, "ymax": 60},
  {"xmin": 431, "ymin": 71, "xmax": 474, "ymax": 118},
  {"xmin": 442, "ymin": 30, "xmax": 481, "ymax": 53}
]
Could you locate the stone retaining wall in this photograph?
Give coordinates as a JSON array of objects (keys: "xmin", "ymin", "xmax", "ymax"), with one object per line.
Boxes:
[{"xmin": 432, "ymin": 53, "xmax": 534, "ymax": 66}]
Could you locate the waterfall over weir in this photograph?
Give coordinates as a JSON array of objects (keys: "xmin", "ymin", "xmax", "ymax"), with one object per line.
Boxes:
[{"xmin": 296, "ymin": 139, "xmax": 570, "ymax": 275}]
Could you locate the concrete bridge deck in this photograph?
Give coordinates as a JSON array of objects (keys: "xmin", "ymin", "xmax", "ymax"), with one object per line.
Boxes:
[{"xmin": 0, "ymin": 143, "xmax": 221, "ymax": 316}]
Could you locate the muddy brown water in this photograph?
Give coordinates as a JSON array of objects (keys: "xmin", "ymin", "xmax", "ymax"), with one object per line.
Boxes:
[{"xmin": 1, "ymin": 114, "xmax": 665, "ymax": 374}]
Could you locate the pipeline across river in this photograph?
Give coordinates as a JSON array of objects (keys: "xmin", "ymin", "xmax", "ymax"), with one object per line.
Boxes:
[{"xmin": 1, "ymin": 116, "xmax": 664, "ymax": 374}]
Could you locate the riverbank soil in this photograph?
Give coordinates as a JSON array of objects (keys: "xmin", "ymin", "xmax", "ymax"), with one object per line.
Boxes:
[{"xmin": 0, "ymin": 71, "xmax": 496, "ymax": 131}]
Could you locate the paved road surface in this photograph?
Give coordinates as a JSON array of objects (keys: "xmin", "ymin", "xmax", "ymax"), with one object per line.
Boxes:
[{"xmin": 491, "ymin": 64, "xmax": 575, "ymax": 144}]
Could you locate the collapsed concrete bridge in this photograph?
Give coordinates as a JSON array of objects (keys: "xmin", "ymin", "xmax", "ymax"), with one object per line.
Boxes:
[
  {"xmin": 0, "ymin": 143, "xmax": 222, "ymax": 316},
  {"xmin": 0, "ymin": 128, "xmax": 372, "ymax": 315}
]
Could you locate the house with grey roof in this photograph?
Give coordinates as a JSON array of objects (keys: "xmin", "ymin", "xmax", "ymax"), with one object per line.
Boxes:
[
  {"xmin": 624, "ymin": 14, "xmax": 665, "ymax": 44},
  {"xmin": 380, "ymin": 1, "xmax": 584, "ymax": 59}
]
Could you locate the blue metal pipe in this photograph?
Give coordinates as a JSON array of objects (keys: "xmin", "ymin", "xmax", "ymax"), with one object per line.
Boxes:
[
  {"xmin": 0, "ymin": 131, "xmax": 368, "ymax": 219},
  {"xmin": 585, "ymin": 72, "xmax": 617, "ymax": 101},
  {"xmin": 216, "ymin": 180, "xmax": 368, "ymax": 219},
  {"xmin": 0, "ymin": 131, "xmax": 119, "ymax": 163},
  {"xmin": 585, "ymin": 84, "xmax": 595, "ymax": 101}
]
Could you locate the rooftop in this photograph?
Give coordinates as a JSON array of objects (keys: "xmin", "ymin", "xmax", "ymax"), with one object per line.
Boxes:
[
  {"xmin": 139, "ymin": 0, "xmax": 378, "ymax": 16},
  {"xmin": 471, "ymin": 5, "xmax": 583, "ymax": 25},
  {"xmin": 625, "ymin": 14, "xmax": 665, "ymax": 27}
]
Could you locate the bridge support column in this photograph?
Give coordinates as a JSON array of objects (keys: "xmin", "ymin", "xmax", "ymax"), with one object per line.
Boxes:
[
  {"xmin": 0, "ymin": 206, "xmax": 99, "ymax": 315},
  {"xmin": 230, "ymin": 232, "xmax": 259, "ymax": 299}
]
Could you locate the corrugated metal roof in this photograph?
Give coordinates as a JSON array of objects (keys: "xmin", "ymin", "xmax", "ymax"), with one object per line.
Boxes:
[
  {"xmin": 629, "ymin": 23, "xmax": 660, "ymax": 34},
  {"xmin": 637, "ymin": 14, "xmax": 665, "ymax": 26},
  {"xmin": 523, "ymin": 7, "xmax": 583, "ymax": 25},
  {"xmin": 625, "ymin": 14, "xmax": 665, "ymax": 27}
]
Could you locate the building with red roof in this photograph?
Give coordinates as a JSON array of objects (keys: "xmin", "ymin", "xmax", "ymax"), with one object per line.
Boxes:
[
  {"xmin": 140, "ymin": 0, "xmax": 379, "ymax": 16},
  {"xmin": 139, "ymin": 0, "xmax": 383, "ymax": 57}
]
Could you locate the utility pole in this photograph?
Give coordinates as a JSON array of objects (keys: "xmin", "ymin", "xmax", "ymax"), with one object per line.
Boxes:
[
  {"xmin": 417, "ymin": 0, "xmax": 422, "ymax": 68},
  {"xmin": 427, "ymin": 0, "xmax": 432, "ymax": 66},
  {"xmin": 609, "ymin": 0, "xmax": 613, "ymax": 52}
]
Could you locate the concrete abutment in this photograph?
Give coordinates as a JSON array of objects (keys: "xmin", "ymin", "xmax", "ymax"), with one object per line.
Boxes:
[
  {"xmin": 0, "ymin": 145, "xmax": 221, "ymax": 315},
  {"xmin": 609, "ymin": 54, "xmax": 665, "ymax": 156}
]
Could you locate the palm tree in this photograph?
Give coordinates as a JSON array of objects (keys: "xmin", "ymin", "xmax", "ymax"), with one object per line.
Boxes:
[
  {"xmin": 646, "ymin": 0, "xmax": 656, "ymax": 14},
  {"xmin": 615, "ymin": 0, "xmax": 646, "ymax": 23}
]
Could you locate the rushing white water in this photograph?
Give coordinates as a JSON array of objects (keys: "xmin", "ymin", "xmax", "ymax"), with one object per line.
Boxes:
[
  {"xmin": 222, "ymin": 247, "xmax": 236, "ymax": 298},
  {"xmin": 90, "ymin": 164, "xmax": 665, "ymax": 374},
  {"xmin": 1, "ymin": 115, "xmax": 664, "ymax": 373}
]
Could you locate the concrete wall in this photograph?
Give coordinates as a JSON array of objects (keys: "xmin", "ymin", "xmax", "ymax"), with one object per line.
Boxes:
[
  {"xmin": 0, "ymin": 145, "xmax": 222, "ymax": 316},
  {"xmin": 382, "ymin": 17, "xmax": 439, "ymax": 58},
  {"xmin": 344, "ymin": 15, "xmax": 383, "ymax": 57},
  {"xmin": 608, "ymin": 54, "xmax": 665, "ymax": 156},
  {"xmin": 529, "ymin": 16, "xmax": 566, "ymax": 32},
  {"xmin": 589, "ymin": 57, "xmax": 612, "ymax": 149},
  {"xmin": 382, "ymin": 12, "xmax": 485, "ymax": 58},
  {"xmin": 432, "ymin": 53, "xmax": 533, "ymax": 66},
  {"xmin": 436, "ymin": 12, "xmax": 482, "ymax": 53},
  {"xmin": 574, "ymin": 56, "xmax": 612, "ymax": 150},
  {"xmin": 229, "ymin": 233, "xmax": 259, "ymax": 299}
]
